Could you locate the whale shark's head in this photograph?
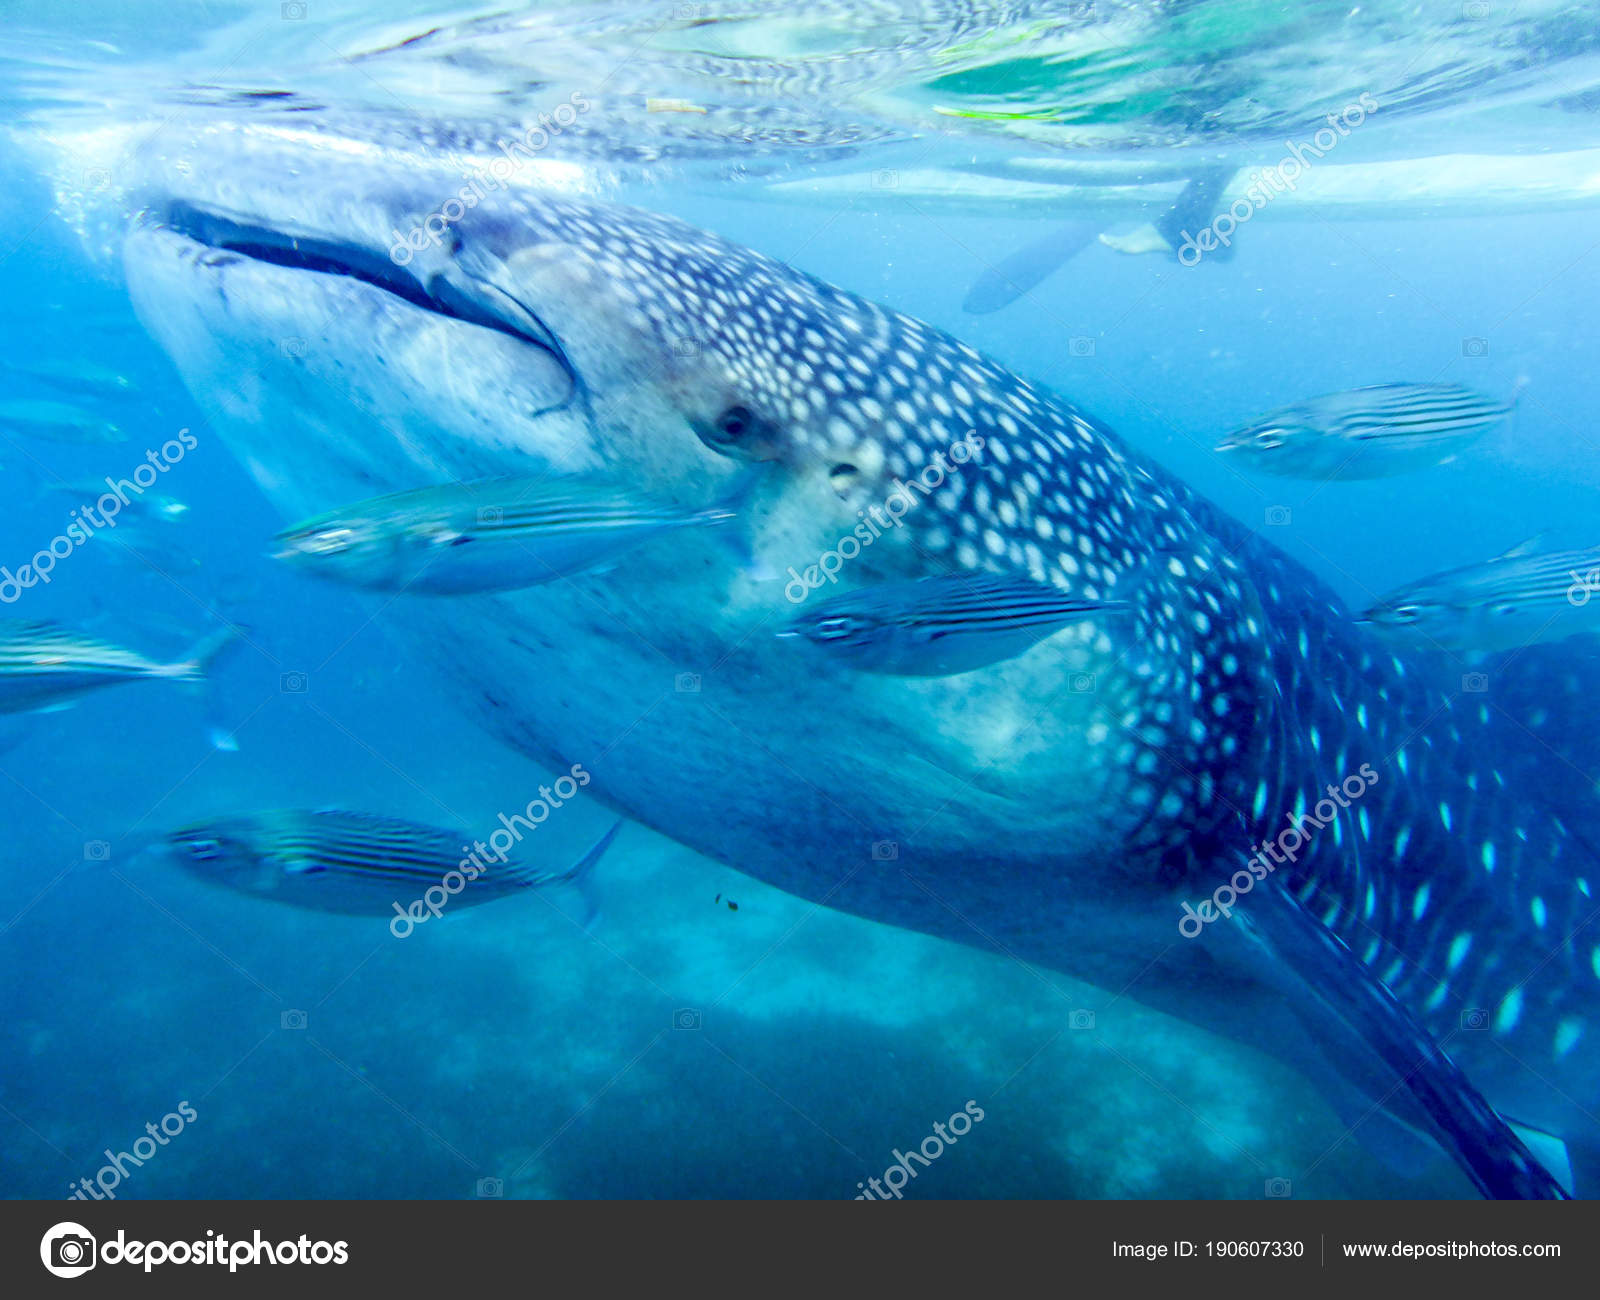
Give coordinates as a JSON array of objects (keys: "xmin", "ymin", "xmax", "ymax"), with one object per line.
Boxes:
[
  {"xmin": 118, "ymin": 121, "xmax": 1272, "ymax": 947},
  {"xmin": 117, "ymin": 123, "xmax": 863, "ymax": 515},
  {"xmin": 119, "ymin": 160, "xmax": 982, "ymax": 546}
]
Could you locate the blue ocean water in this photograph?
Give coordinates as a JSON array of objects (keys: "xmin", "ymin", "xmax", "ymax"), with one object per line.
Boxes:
[{"xmin": 1, "ymin": 2, "xmax": 1598, "ymax": 1201}]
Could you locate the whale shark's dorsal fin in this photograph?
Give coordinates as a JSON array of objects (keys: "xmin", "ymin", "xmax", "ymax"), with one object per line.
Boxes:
[{"xmin": 1238, "ymin": 879, "xmax": 1569, "ymax": 1199}]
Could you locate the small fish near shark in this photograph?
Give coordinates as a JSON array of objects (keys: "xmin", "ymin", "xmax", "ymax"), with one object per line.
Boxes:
[
  {"xmin": 109, "ymin": 113, "xmax": 1600, "ymax": 1198},
  {"xmin": 0, "ymin": 396, "xmax": 126, "ymax": 445},
  {"xmin": 1216, "ymin": 382, "xmax": 1518, "ymax": 480},
  {"xmin": 779, "ymin": 571, "xmax": 1130, "ymax": 676},
  {"xmin": 0, "ymin": 620, "xmax": 236, "ymax": 715},
  {"xmin": 149, "ymin": 809, "xmax": 621, "ymax": 931},
  {"xmin": 0, "ymin": 356, "xmax": 139, "ymax": 402},
  {"xmin": 1363, "ymin": 536, "xmax": 1600, "ymax": 654},
  {"xmin": 273, "ymin": 473, "xmax": 747, "ymax": 595}
]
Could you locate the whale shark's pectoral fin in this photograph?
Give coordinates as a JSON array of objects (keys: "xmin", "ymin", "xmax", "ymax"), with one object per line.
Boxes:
[{"xmin": 1238, "ymin": 879, "xmax": 1568, "ymax": 1199}]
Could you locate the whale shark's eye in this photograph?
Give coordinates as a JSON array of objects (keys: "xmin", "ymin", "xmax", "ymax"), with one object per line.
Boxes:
[
  {"xmin": 712, "ymin": 405, "xmax": 755, "ymax": 445},
  {"xmin": 694, "ymin": 402, "xmax": 781, "ymax": 461},
  {"xmin": 1253, "ymin": 429, "xmax": 1285, "ymax": 450},
  {"xmin": 184, "ymin": 837, "xmax": 224, "ymax": 861}
]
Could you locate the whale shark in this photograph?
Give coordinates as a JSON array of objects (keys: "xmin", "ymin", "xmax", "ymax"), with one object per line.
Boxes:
[{"xmin": 103, "ymin": 115, "xmax": 1598, "ymax": 1198}]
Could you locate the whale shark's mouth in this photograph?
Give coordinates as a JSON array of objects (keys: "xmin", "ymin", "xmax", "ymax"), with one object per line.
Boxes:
[{"xmin": 153, "ymin": 200, "xmax": 582, "ymax": 405}]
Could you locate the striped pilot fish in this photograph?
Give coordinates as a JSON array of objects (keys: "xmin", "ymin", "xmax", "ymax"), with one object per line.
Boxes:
[
  {"xmin": 0, "ymin": 620, "xmax": 236, "ymax": 714},
  {"xmin": 1216, "ymin": 382, "xmax": 1518, "ymax": 479},
  {"xmin": 274, "ymin": 473, "xmax": 748, "ymax": 595},
  {"xmin": 1362, "ymin": 538, "xmax": 1600, "ymax": 654},
  {"xmin": 157, "ymin": 809, "xmax": 622, "ymax": 921},
  {"xmin": 778, "ymin": 572, "xmax": 1131, "ymax": 676}
]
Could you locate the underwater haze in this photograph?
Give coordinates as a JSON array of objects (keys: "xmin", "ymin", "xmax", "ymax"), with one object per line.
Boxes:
[{"xmin": 3, "ymin": 0, "xmax": 1600, "ymax": 1201}]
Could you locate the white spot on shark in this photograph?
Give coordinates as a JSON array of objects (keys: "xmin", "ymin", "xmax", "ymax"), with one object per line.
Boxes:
[
  {"xmin": 1555, "ymin": 1018, "xmax": 1583, "ymax": 1059},
  {"xmin": 1494, "ymin": 988, "xmax": 1524, "ymax": 1036}
]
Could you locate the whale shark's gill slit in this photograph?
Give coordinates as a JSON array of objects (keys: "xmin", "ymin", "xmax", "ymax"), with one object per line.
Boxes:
[
  {"xmin": 159, "ymin": 203, "xmax": 578, "ymax": 403},
  {"xmin": 432, "ymin": 273, "xmax": 590, "ymax": 420}
]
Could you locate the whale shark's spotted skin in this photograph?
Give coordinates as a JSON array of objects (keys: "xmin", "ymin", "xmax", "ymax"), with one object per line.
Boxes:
[
  {"xmin": 114, "ymin": 126, "xmax": 1596, "ymax": 1194},
  {"xmin": 529, "ymin": 198, "xmax": 1274, "ymax": 858}
]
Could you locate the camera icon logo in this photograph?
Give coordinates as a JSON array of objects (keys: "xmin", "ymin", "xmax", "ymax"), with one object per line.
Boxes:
[
  {"xmin": 281, "ymin": 0, "xmax": 308, "ymax": 18},
  {"xmin": 83, "ymin": 840, "xmax": 111, "ymax": 861},
  {"xmin": 673, "ymin": 338, "xmax": 701, "ymax": 358},
  {"xmin": 281, "ymin": 1009, "xmax": 309, "ymax": 1030},
  {"xmin": 1463, "ymin": 2, "xmax": 1490, "ymax": 20},
  {"xmin": 1069, "ymin": 1009, "xmax": 1096, "ymax": 1030},
  {"xmin": 871, "ymin": 169, "xmax": 898, "ymax": 190},
  {"xmin": 1068, "ymin": 673, "xmax": 1096, "ymax": 693},
  {"xmin": 1461, "ymin": 672, "xmax": 1489, "ymax": 693},
  {"xmin": 1264, "ymin": 1177, "xmax": 1292, "ymax": 1198},
  {"xmin": 476, "ymin": 1176, "xmax": 504, "ymax": 1197},
  {"xmin": 673, "ymin": 1008, "xmax": 702, "ymax": 1030},
  {"xmin": 41, "ymin": 1223, "xmax": 97, "ymax": 1278},
  {"xmin": 476, "ymin": 506, "xmax": 504, "ymax": 526},
  {"xmin": 278, "ymin": 336, "xmax": 308, "ymax": 359},
  {"xmin": 1460, "ymin": 1007, "xmax": 1490, "ymax": 1031},
  {"xmin": 871, "ymin": 840, "xmax": 898, "ymax": 861},
  {"xmin": 674, "ymin": 672, "xmax": 701, "ymax": 693},
  {"xmin": 1462, "ymin": 336, "xmax": 1489, "ymax": 358},
  {"xmin": 1264, "ymin": 505, "xmax": 1292, "ymax": 527},
  {"xmin": 280, "ymin": 672, "xmax": 309, "ymax": 693},
  {"xmin": 1068, "ymin": 336, "xmax": 1096, "ymax": 358},
  {"xmin": 83, "ymin": 168, "xmax": 111, "ymax": 192}
]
